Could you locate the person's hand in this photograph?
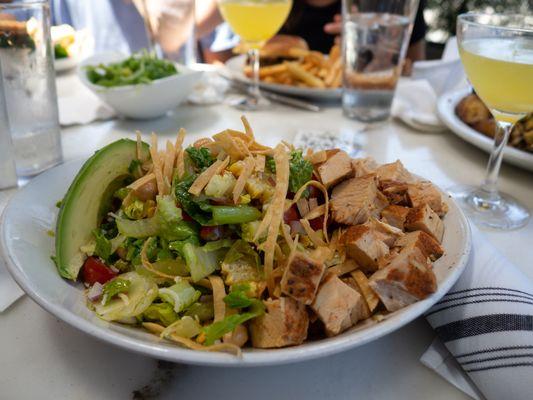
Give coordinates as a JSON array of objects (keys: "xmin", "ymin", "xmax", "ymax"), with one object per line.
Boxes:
[
  {"xmin": 324, "ymin": 14, "xmax": 341, "ymax": 45},
  {"xmin": 324, "ymin": 13, "xmax": 341, "ymax": 35}
]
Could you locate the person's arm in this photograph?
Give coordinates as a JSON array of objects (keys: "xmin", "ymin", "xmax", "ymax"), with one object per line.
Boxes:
[{"xmin": 196, "ymin": 0, "xmax": 222, "ymax": 39}]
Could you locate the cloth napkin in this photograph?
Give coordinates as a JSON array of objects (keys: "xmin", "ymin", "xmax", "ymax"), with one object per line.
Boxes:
[
  {"xmin": 0, "ymin": 189, "xmax": 24, "ymax": 312},
  {"xmin": 56, "ymin": 73, "xmax": 115, "ymax": 126},
  {"xmin": 391, "ymin": 36, "xmax": 466, "ymax": 132},
  {"xmin": 422, "ymin": 224, "xmax": 533, "ymax": 400}
]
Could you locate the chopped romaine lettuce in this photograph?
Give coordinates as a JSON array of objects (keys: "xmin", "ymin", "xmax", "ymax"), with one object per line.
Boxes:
[
  {"xmin": 102, "ymin": 278, "xmax": 131, "ymax": 305},
  {"xmin": 221, "ymin": 240, "xmax": 262, "ymax": 286},
  {"xmin": 94, "ymin": 272, "xmax": 157, "ymax": 321},
  {"xmin": 158, "ymin": 277, "xmax": 200, "ymax": 313},
  {"xmin": 162, "ymin": 316, "xmax": 201, "ymax": 339},
  {"xmin": 123, "ymin": 200, "xmax": 145, "ymax": 220},
  {"xmin": 142, "ymin": 303, "xmax": 178, "ymax": 326},
  {"xmin": 182, "ymin": 242, "xmax": 228, "ymax": 282},
  {"xmin": 93, "ymin": 229, "xmax": 112, "ymax": 261},
  {"xmin": 184, "ymin": 301, "xmax": 214, "ymax": 322}
]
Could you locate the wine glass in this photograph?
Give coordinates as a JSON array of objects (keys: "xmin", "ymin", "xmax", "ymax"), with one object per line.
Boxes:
[
  {"xmin": 217, "ymin": 0, "xmax": 292, "ymax": 110},
  {"xmin": 449, "ymin": 13, "xmax": 532, "ymax": 230}
]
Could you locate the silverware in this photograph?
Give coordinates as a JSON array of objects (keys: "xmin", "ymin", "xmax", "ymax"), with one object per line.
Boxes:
[{"xmin": 223, "ymin": 77, "xmax": 321, "ymax": 112}]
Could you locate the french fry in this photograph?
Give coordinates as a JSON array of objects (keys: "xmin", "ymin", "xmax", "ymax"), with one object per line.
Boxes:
[
  {"xmin": 329, "ymin": 44, "xmax": 340, "ymax": 62},
  {"xmin": 286, "ymin": 62, "xmax": 326, "ymax": 88},
  {"xmin": 259, "ymin": 63, "xmax": 288, "ymax": 78},
  {"xmin": 325, "ymin": 57, "xmax": 341, "ymax": 87}
]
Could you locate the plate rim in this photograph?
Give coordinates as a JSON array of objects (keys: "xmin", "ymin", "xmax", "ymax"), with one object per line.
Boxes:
[
  {"xmin": 437, "ymin": 88, "xmax": 533, "ymax": 172},
  {"xmin": 1, "ymin": 159, "xmax": 471, "ymax": 367}
]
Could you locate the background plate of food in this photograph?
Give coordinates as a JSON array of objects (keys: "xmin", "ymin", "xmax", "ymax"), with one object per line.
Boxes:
[
  {"xmin": 50, "ymin": 24, "xmax": 92, "ymax": 72},
  {"xmin": 438, "ymin": 88, "xmax": 533, "ymax": 173},
  {"xmin": 1, "ymin": 119, "xmax": 471, "ymax": 366},
  {"xmin": 224, "ymin": 37, "xmax": 342, "ymax": 100}
]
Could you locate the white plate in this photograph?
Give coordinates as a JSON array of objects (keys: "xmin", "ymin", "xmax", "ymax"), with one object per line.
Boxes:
[
  {"xmin": 224, "ymin": 55, "xmax": 342, "ymax": 100},
  {"xmin": 54, "ymin": 56, "xmax": 79, "ymax": 72},
  {"xmin": 1, "ymin": 159, "xmax": 471, "ymax": 366},
  {"xmin": 438, "ymin": 88, "xmax": 533, "ymax": 173}
]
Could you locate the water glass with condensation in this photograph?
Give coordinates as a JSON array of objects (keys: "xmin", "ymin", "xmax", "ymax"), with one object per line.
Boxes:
[
  {"xmin": 341, "ymin": 0, "xmax": 419, "ymax": 122},
  {"xmin": 0, "ymin": 0, "xmax": 62, "ymax": 177},
  {"xmin": 0, "ymin": 63, "xmax": 17, "ymax": 190}
]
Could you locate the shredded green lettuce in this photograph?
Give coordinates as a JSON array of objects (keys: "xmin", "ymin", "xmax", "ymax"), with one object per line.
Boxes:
[
  {"xmin": 142, "ymin": 303, "xmax": 178, "ymax": 326},
  {"xmin": 182, "ymin": 241, "xmax": 231, "ymax": 282},
  {"xmin": 93, "ymin": 229, "xmax": 112, "ymax": 261},
  {"xmin": 158, "ymin": 277, "xmax": 200, "ymax": 313},
  {"xmin": 102, "ymin": 278, "xmax": 131, "ymax": 305}
]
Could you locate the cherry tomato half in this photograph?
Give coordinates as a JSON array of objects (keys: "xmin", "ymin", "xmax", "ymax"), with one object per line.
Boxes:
[{"xmin": 81, "ymin": 257, "xmax": 117, "ymax": 285}]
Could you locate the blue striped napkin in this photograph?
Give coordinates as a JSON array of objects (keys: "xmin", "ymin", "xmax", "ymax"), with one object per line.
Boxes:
[{"xmin": 423, "ymin": 224, "xmax": 533, "ymax": 400}]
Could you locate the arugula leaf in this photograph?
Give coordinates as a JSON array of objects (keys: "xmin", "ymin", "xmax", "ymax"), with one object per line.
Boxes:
[
  {"xmin": 174, "ymin": 175, "xmax": 211, "ymax": 225},
  {"xmin": 102, "ymin": 278, "xmax": 131, "ymax": 305},
  {"xmin": 266, "ymin": 150, "xmax": 313, "ymax": 193},
  {"xmin": 93, "ymin": 229, "xmax": 112, "ymax": 261},
  {"xmin": 185, "ymin": 147, "xmax": 215, "ymax": 170}
]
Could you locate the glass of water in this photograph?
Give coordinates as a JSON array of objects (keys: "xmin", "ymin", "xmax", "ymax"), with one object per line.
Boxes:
[
  {"xmin": 342, "ymin": 0, "xmax": 419, "ymax": 122},
  {"xmin": 0, "ymin": 0, "xmax": 62, "ymax": 177}
]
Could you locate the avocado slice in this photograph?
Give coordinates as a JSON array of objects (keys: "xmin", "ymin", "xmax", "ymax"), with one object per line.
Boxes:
[{"xmin": 55, "ymin": 139, "xmax": 150, "ymax": 280}]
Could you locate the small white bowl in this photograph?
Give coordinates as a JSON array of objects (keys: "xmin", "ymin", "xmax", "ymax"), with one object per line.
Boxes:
[{"xmin": 78, "ymin": 52, "xmax": 203, "ymax": 119}]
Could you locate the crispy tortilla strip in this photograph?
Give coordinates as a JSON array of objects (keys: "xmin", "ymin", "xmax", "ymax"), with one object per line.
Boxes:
[
  {"xmin": 254, "ymin": 154, "xmax": 265, "ymax": 172},
  {"xmin": 351, "ymin": 270, "xmax": 380, "ymax": 312},
  {"xmin": 163, "ymin": 140, "xmax": 176, "ymax": 188},
  {"xmin": 142, "ymin": 322, "xmax": 165, "ymax": 335},
  {"xmin": 213, "ymin": 130, "xmax": 249, "ymax": 162},
  {"xmin": 194, "ymin": 138, "xmax": 213, "ymax": 148},
  {"xmin": 296, "ymin": 198, "xmax": 310, "ymax": 217},
  {"xmin": 127, "ymin": 172, "xmax": 156, "ymax": 191},
  {"xmin": 307, "ymin": 150, "xmax": 327, "ymax": 164},
  {"xmin": 241, "ymin": 115, "xmax": 254, "ymax": 138},
  {"xmin": 232, "ymin": 156, "xmax": 255, "ymax": 204},
  {"xmin": 209, "ymin": 275, "xmax": 226, "ymax": 322},
  {"xmin": 136, "ymin": 131, "xmax": 143, "ymax": 161},
  {"xmin": 300, "ymin": 218, "xmax": 326, "ymax": 247},
  {"xmin": 227, "ymin": 129, "xmax": 253, "ymax": 144},
  {"xmin": 174, "ymin": 128, "xmax": 186, "ymax": 152},
  {"xmin": 166, "ymin": 333, "xmax": 242, "ymax": 356},
  {"xmin": 305, "ymin": 204, "xmax": 325, "ymax": 220},
  {"xmin": 286, "ymin": 62, "xmax": 326, "ymax": 88},
  {"xmin": 150, "ymin": 133, "xmax": 167, "ymax": 196},
  {"xmin": 188, "ymin": 156, "xmax": 230, "ymax": 196},
  {"xmin": 262, "ymin": 145, "xmax": 290, "ymax": 295},
  {"xmin": 176, "ymin": 149, "xmax": 185, "ymax": 180},
  {"xmin": 281, "ymin": 223, "xmax": 294, "ymax": 248},
  {"xmin": 289, "ymin": 180, "xmax": 329, "ymax": 242},
  {"xmin": 329, "ymin": 259, "xmax": 359, "ymax": 276}
]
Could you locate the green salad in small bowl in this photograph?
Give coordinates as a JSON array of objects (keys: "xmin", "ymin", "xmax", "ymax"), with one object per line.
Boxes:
[
  {"xmin": 86, "ymin": 52, "xmax": 178, "ymax": 87},
  {"xmin": 79, "ymin": 51, "xmax": 202, "ymax": 119}
]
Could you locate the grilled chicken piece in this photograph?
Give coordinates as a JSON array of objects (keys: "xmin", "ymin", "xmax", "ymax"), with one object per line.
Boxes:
[
  {"xmin": 352, "ymin": 157, "xmax": 378, "ymax": 178},
  {"xmin": 366, "ymin": 218, "xmax": 404, "ymax": 247},
  {"xmin": 405, "ymin": 204, "xmax": 444, "ymax": 243},
  {"xmin": 281, "ymin": 252, "xmax": 326, "ymax": 305},
  {"xmin": 369, "ymin": 235, "xmax": 438, "ymax": 312},
  {"xmin": 381, "ymin": 205, "xmax": 410, "ymax": 230},
  {"xmin": 331, "ymin": 174, "xmax": 384, "ymax": 225},
  {"xmin": 407, "ymin": 181, "xmax": 449, "ymax": 217},
  {"xmin": 317, "ymin": 150, "xmax": 354, "ymax": 188},
  {"xmin": 343, "ymin": 225, "xmax": 389, "ymax": 273},
  {"xmin": 250, "ymin": 297, "xmax": 309, "ymax": 348},
  {"xmin": 311, "ymin": 272, "xmax": 366, "ymax": 336},
  {"xmin": 395, "ymin": 230, "xmax": 444, "ymax": 261},
  {"xmin": 376, "ymin": 160, "xmax": 415, "ymax": 184},
  {"xmin": 380, "ymin": 180, "xmax": 409, "ymax": 206}
]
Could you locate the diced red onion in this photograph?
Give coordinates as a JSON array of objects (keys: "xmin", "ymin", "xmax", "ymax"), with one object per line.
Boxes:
[
  {"xmin": 290, "ymin": 220, "xmax": 305, "ymax": 235},
  {"xmin": 87, "ymin": 282, "xmax": 103, "ymax": 302}
]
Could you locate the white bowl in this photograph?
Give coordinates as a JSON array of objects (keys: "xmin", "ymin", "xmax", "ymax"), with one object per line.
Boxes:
[
  {"xmin": 0, "ymin": 159, "xmax": 471, "ymax": 366},
  {"xmin": 78, "ymin": 53, "xmax": 203, "ymax": 119}
]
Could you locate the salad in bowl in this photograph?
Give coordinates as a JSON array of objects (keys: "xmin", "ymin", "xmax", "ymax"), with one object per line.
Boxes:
[{"xmin": 54, "ymin": 117, "xmax": 450, "ymax": 356}]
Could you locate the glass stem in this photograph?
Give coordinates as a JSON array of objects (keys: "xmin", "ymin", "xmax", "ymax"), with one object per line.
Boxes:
[
  {"xmin": 248, "ymin": 47, "xmax": 261, "ymax": 99},
  {"xmin": 480, "ymin": 120, "xmax": 512, "ymax": 201}
]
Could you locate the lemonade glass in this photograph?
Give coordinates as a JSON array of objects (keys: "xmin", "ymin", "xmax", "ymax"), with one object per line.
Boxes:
[
  {"xmin": 218, "ymin": 0, "xmax": 292, "ymax": 110},
  {"xmin": 450, "ymin": 14, "xmax": 532, "ymax": 230}
]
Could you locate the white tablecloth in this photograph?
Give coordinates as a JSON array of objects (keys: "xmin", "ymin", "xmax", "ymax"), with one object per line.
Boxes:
[{"xmin": 1, "ymin": 97, "xmax": 532, "ymax": 400}]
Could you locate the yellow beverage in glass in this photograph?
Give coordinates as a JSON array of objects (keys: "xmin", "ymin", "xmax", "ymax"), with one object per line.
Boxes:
[
  {"xmin": 219, "ymin": 0, "xmax": 292, "ymax": 47},
  {"xmin": 460, "ymin": 38, "xmax": 533, "ymax": 123}
]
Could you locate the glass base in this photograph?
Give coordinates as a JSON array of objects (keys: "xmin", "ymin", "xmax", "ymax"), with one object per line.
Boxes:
[
  {"xmin": 228, "ymin": 94, "xmax": 270, "ymax": 111},
  {"xmin": 447, "ymin": 184, "xmax": 530, "ymax": 230}
]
